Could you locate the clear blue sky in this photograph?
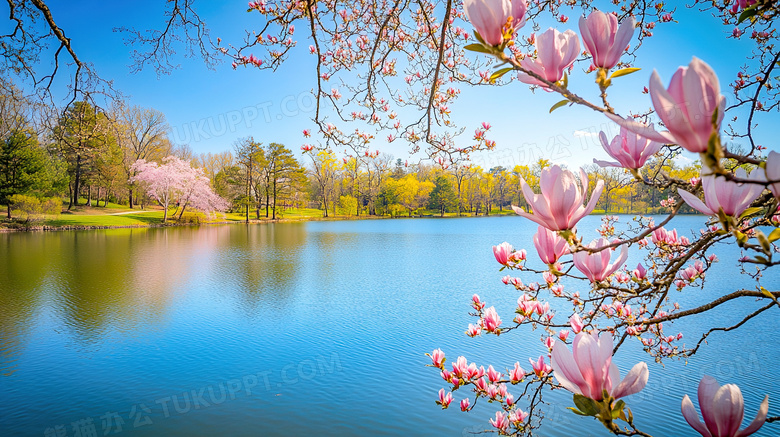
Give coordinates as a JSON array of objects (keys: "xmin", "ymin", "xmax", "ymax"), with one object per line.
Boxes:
[{"xmin": 13, "ymin": 0, "xmax": 776, "ymax": 168}]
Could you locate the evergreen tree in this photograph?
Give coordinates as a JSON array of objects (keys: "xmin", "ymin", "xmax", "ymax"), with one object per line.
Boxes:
[{"xmin": 428, "ymin": 175, "xmax": 458, "ymax": 217}]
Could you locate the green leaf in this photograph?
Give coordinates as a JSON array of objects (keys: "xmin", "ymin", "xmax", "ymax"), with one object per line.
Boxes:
[
  {"xmin": 737, "ymin": 6, "xmax": 758, "ymax": 25},
  {"xmin": 740, "ymin": 207, "xmax": 763, "ymax": 219},
  {"xmin": 610, "ymin": 67, "xmax": 641, "ymax": 79},
  {"xmin": 473, "ymin": 30, "xmax": 486, "ymax": 45},
  {"xmin": 572, "ymin": 394, "xmax": 600, "ymax": 416},
  {"xmin": 567, "ymin": 407, "xmax": 589, "ymax": 416},
  {"xmin": 760, "ymin": 287, "xmax": 775, "ymax": 299},
  {"xmin": 756, "ymin": 230, "xmax": 772, "ymax": 253},
  {"xmin": 464, "ymin": 43, "xmax": 492, "ymax": 54},
  {"xmin": 768, "ymin": 227, "xmax": 780, "ymax": 243},
  {"xmin": 735, "ymin": 230, "xmax": 748, "ymax": 246},
  {"xmin": 550, "ymin": 99, "xmax": 569, "ymax": 113},
  {"xmin": 562, "ymin": 71, "xmax": 569, "ymax": 89},
  {"xmin": 611, "ymin": 400, "xmax": 626, "ymax": 419},
  {"xmin": 755, "ymin": 255, "xmax": 769, "ymax": 264},
  {"xmin": 490, "ymin": 67, "xmax": 514, "ymax": 81}
]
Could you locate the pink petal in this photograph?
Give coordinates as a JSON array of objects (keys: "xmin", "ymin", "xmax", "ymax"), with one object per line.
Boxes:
[
  {"xmin": 710, "ymin": 384, "xmax": 745, "ymax": 437},
  {"xmin": 682, "ymin": 394, "xmax": 712, "ymax": 437},
  {"xmin": 736, "ymin": 395, "xmax": 769, "ymax": 437},
  {"xmin": 698, "ymin": 376, "xmax": 721, "ymax": 435},
  {"xmin": 550, "ymin": 339, "xmax": 587, "ymax": 396},
  {"xmin": 606, "ymin": 112, "xmax": 676, "ymax": 144},
  {"xmin": 611, "ymin": 362, "xmax": 648, "ymax": 399},
  {"xmin": 678, "ymin": 188, "xmax": 714, "ymax": 215}
]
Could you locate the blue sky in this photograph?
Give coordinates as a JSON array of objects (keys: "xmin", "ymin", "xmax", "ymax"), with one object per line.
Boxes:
[{"xmin": 15, "ymin": 0, "xmax": 776, "ymax": 168}]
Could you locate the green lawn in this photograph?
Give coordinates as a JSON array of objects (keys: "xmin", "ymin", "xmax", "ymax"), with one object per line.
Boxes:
[
  {"xmin": 20, "ymin": 204, "xmax": 520, "ymax": 229},
  {"xmin": 45, "ymin": 211, "xmax": 166, "ymax": 227}
]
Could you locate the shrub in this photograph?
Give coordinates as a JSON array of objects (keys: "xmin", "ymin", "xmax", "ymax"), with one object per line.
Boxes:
[
  {"xmin": 177, "ymin": 212, "xmax": 205, "ymax": 224},
  {"xmin": 9, "ymin": 194, "xmax": 61, "ymax": 224}
]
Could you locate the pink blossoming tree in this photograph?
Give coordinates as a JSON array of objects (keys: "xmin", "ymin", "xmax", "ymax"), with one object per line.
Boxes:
[{"xmin": 131, "ymin": 156, "xmax": 229, "ymax": 223}]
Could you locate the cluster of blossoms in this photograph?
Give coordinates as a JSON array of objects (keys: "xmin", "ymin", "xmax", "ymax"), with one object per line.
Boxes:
[
  {"xmin": 426, "ymin": 0, "xmax": 778, "ymax": 435},
  {"xmin": 130, "ymin": 157, "xmax": 229, "ymax": 222}
]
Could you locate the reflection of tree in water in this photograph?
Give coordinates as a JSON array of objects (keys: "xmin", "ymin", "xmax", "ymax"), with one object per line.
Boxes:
[
  {"xmin": 0, "ymin": 233, "xmax": 55, "ymax": 375},
  {"xmin": 214, "ymin": 223, "xmax": 308, "ymax": 315},
  {"xmin": 0, "ymin": 228, "xmax": 197, "ymax": 366}
]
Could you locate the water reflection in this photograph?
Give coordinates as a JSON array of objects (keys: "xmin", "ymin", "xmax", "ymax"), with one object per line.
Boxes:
[
  {"xmin": 0, "ymin": 218, "xmax": 777, "ymax": 437},
  {"xmin": 0, "ymin": 227, "xmax": 240, "ymax": 372}
]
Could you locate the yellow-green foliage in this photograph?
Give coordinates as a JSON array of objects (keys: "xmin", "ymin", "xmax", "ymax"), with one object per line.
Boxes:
[
  {"xmin": 338, "ymin": 195, "xmax": 358, "ymax": 216},
  {"xmin": 10, "ymin": 194, "xmax": 61, "ymax": 222},
  {"xmin": 177, "ymin": 212, "xmax": 205, "ymax": 224}
]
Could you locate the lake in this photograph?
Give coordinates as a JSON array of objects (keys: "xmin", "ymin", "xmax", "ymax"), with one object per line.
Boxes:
[{"xmin": 0, "ymin": 216, "xmax": 776, "ymax": 436}]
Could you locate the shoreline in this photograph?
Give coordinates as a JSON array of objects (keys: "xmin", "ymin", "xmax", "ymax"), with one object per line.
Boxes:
[
  {"xmin": 0, "ymin": 210, "xmax": 526, "ymax": 233},
  {"xmin": 2, "ymin": 209, "xmax": 690, "ymax": 233}
]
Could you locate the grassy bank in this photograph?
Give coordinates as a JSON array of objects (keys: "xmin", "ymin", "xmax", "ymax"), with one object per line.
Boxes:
[{"xmin": 0, "ymin": 198, "xmax": 522, "ymax": 231}]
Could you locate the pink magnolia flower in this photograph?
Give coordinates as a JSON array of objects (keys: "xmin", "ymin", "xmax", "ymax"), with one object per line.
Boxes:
[
  {"xmin": 766, "ymin": 150, "xmax": 780, "ymax": 198},
  {"xmin": 578, "ymin": 11, "xmax": 636, "ymax": 70},
  {"xmin": 429, "ymin": 349, "xmax": 445, "ymax": 367},
  {"xmin": 632, "ymin": 263, "xmax": 648, "ymax": 280},
  {"xmin": 558, "ymin": 330, "xmax": 570, "ymax": 341},
  {"xmin": 509, "ymin": 409, "xmax": 529, "ymax": 423},
  {"xmin": 529, "ymin": 355, "xmax": 552, "ymax": 378},
  {"xmin": 438, "ymin": 389, "xmax": 453, "ymax": 408},
  {"xmin": 452, "ymin": 356, "xmax": 469, "ymax": 378},
  {"xmin": 483, "ymin": 306, "xmax": 502, "ymax": 332},
  {"xmin": 572, "ymin": 238, "xmax": 629, "ymax": 283},
  {"xmin": 463, "ymin": 0, "xmax": 527, "ymax": 47},
  {"xmin": 487, "ymin": 365, "xmax": 502, "ymax": 383},
  {"xmin": 510, "ymin": 362, "xmax": 525, "ymax": 383},
  {"xmin": 512, "ymin": 165, "xmax": 604, "ymax": 231},
  {"xmin": 490, "ymin": 411, "xmax": 510, "ymax": 431},
  {"xmin": 509, "ymin": 249, "xmax": 527, "ymax": 264},
  {"xmin": 493, "ymin": 241, "xmax": 513, "ymax": 265},
  {"xmin": 594, "ymin": 122, "xmax": 663, "ymax": 170},
  {"xmin": 678, "ymin": 168, "xmax": 765, "ymax": 217},
  {"xmin": 460, "ymin": 398, "xmax": 470, "ymax": 411},
  {"xmin": 570, "ymin": 313, "xmax": 585, "ymax": 333},
  {"xmin": 517, "ymin": 298, "xmax": 537, "ymax": 316},
  {"xmin": 517, "ymin": 28, "xmax": 580, "ymax": 88},
  {"xmin": 681, "ymin": 375, "xmax": 769, "ymax": 437},
  {"xmin": 472, "ymin": 294, "xmax": 485, "ymax": 310},
  {"xmin": 467, "ymin": 323, "xmax": 481, "ymax": 337},
  {"xmin": 648, "ymin": 57, "xmax": 727, "ymax": 153},
  {"xmin": 551, "ymin": 331, "xmax": 649, "ymax": 401},
  {"xmin": 533, "ymin": 226, "xmax": 570, "ymax": 264}
]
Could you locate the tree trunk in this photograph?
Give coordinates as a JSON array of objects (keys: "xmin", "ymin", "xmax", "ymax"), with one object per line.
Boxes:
[
  {"xmin": 265, "ymin": 186, "xmax": 270, "ymax": 218},
  {"xmin": 272, "ymin": 179, "xmax": 277, "ymax": 220},
  {"xmin": 68, "ymin": 181, "xmax": 75, "ymax": 210},
  {"xmin": 6, "ymin": 203, "xmax": 10, "ymax": 219},
  {"xmin": 178, "ymin": 203, "xmax": 188, "ymax": 220},
  {"xmin": 73, "ymin": 154, "xmax": 82, "ymax": 208},
  {"xmin": 86, "ymin": 185, "xmax": 92, "ymax": 207},
  {"xmin": 129, "ymin": 187, "xmax": 134, "ymax": 209}
]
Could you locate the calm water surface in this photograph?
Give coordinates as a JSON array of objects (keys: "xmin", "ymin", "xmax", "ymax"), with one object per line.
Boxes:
[{"xmin": 0, "ymin": 216, "xmax": 777, "ymax": 436}]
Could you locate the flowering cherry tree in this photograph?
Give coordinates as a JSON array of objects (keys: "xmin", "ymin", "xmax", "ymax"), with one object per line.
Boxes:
[{"xmin": 131, "ymin": 156, "xmax": 229, "ymax": 223}]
